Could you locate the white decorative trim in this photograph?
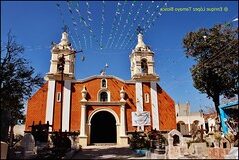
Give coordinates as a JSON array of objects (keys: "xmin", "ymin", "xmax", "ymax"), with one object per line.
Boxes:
[
  {"xmin": 72, "ymin": 75, "xmax": 135, "ymax": 84},
  {"xmin": 62, "ymin": 80, "xmax": 71, "ymax": 131},
  {"xmin": 136, "ymin": 82, "xmax": 143, "ymax": 112},
  {"xmin": 120, "ymin": 105, "xmax": 126, "ymax": 136},
  {"xmin": 80, "ymin": 101, "xmax": 124, "ymax": 106},
  {"xmin": 86, "ymin": 108, "xmax": 120, "ymax": 145},
  {"xmin": 80, "ymin": 105, "xmax": 86, "ymax": 136},
  {"xmin": 150, "ymin": 82, "xmax": 159, "ymax": 130},
  {"xmin": 45, "ymin": 80, "xmax": 56, "ymax": 127},
  {"xmin": 87, "ymin": 108, "xmax": 120, "ymax": 125},
  {"xmin": 97, "ymin": 89, "xmax": 111, "ymax": 102}
]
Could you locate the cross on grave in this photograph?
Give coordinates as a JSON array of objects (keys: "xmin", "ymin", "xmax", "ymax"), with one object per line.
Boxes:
[
  {"xmin": 29, "ymin": 121, "xmax": 52, "ymax": 143},
  {"xmin": 198, "ymin": 124, "xmax": 207, "ymax": 142}
]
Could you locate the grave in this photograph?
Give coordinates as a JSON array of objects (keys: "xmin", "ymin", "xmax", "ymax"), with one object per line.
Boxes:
[
  {"xmin": 220, "ymin": 137, "xmax": 231, "ymax": 149},
  {"xmin": 224, "ymin": 147, "xmax": 238, "ymax": 159},
  {"xmin": 20, "ymin": 133, "xmax": 37, "ymax": 158},
  {"xmin": 1, "ymin": 141, "xmax": 8, "ymax": 159},
  {"xmin": 148, "ymin": 130, "xmax": 167, "ymax": 155},
  {"xmin": 189, "ymin": 142, "xmax": 208, "ymax": 157},
  {"xmin": 167, "ymin": 129, "xmax": 186, "ymax": 159}
]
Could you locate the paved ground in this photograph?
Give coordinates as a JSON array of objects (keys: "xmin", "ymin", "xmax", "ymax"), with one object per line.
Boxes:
[
  {"xmin": 72, "ymin": 145, "xmax": 148, "ymax": 159},
  {"xmin": 71, "ymin": 145, "xmax": 208, "ymax": 159}
]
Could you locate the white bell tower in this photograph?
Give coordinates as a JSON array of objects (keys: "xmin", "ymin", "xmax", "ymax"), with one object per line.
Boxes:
[
  {"xmin": 129, "ymin": 32, "xmax": 159, "ymax": 81},
  {"xmin": 45, "ymin": 31, "xmax": 76, "ymax": 81}
]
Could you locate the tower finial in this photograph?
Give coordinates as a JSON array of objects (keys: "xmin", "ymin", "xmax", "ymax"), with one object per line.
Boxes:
[
  {"xmin": 135, "ymin": 26, "xmax": 146, "ymax": 49},
  {"xmin": 136, "ymin": 26, "xmax": 144, "ymax": 35},
  {"xmin": 62, "ymin": 25, "xmax": 69, "ymax": 33},
  {"xmin": 60, "ymin": 26, "xmax": 69, "ymax": 46}
]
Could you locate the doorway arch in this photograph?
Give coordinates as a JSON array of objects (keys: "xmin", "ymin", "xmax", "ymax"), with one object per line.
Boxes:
[{"xmin": 88, "ymin": 109, "xmax": 119, "ymax": 144}]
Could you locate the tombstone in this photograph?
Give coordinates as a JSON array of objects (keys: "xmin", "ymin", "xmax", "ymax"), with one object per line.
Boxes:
[
  {"xmin": 47, "ymin": 134, "xmax": 54, "ymax": 148},
  {"xmin": 167, "ymin": 129, "xmax": 185, "ymax": 159},
  {"xmin": 189, "ymin": 142, "xmax": 208, "ymax": 157},
  {"xmin": 224, "ymin": 147, "xmax": 238, "ymax": 159},
  {"xmin": 20, "ymin": 133, "xmax": 37, "ymax": 158},
  {"xmin": 220, "ymin": 137, "xmax": 230, "ymax": 149},
  {"xmin": 168, "ymin": 129, "xmax": 184, "ymax": 145},
  {"xmin": 1, "ymin": 141, "xmax": 8, "ymax": 159}
]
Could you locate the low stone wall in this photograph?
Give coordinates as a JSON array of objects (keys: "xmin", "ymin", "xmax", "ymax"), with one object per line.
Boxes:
[{"xmin": 208, "ymin": 148, "xmax": 230, "ymax": 159}]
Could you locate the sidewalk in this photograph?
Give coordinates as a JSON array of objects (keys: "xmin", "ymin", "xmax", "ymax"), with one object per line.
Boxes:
[{"xmin": 72, "ymin": 145, "xmax": 147, "ymax": 159}]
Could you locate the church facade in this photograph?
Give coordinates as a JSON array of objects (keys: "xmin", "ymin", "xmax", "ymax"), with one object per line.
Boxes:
[{"xmin": 25, "ymin": 32, "xmax": 176, "ymax": 146}]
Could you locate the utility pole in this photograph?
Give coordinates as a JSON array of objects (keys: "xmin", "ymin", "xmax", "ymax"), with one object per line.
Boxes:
[{"xmin": 57, "ymin": 49, "xmax": 82, "ymax": 132}]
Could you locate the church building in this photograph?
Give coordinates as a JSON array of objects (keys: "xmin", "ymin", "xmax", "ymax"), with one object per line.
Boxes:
[{"xmin": 25, "ymin": 31, "xmax": 176, "ymax": 146}]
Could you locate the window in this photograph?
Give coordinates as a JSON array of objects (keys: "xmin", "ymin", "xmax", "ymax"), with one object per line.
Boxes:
[
  {"xmin": 56, "ymin": 92, "xmax": 61, "ymax": 102},
  {"xmin": 101, "ymin": 79, "xmax": 107, "ymax": 88},
  {"xmin": 141, "ymin": 59, "xmax": 148, "ymax": 74},
  {"xmin": 100, "ymin": 92, "xmax": 108, "ymax": 102},
  {"xmin": 144, "ymin": 93, "xmax": 149, "ymax": 103}
]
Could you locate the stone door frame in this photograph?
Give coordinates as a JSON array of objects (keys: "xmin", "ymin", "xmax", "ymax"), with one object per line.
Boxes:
[{"xmin": 87, "ymin": 108, "xmax": 120, "ymax": 145}]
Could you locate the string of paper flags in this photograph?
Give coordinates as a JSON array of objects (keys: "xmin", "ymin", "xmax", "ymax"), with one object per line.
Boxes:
[
  {"xmin": 54, "ymin": 1, "xmax": 170, "ymax": 52},
  {"xmin": 114, "ymin": 1, "xmax": 136, "ymax": 49}
]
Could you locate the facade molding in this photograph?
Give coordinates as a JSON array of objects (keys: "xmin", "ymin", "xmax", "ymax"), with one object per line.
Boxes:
[
  {"xmin": 150, "ymin": 82, "xmax": 159, "ymax": 130},
  {"xmin": 45, "ymin": 80, "xmax": 56, "ymax": 127},
  {"xmin": 62, "ymin": 80, "xmax": 71, "ymax": 131}
]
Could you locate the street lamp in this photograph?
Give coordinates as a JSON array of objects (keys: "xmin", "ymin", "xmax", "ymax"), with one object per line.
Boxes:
[{"xmin": 57, "ymin": 49, "xmax": 83, "ymax": 132}]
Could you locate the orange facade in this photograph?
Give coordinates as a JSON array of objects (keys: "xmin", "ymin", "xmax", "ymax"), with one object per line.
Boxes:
[
  {"xmin": 25, "ymin": 83, "xmax": 48, "ymax": 130},
  {"xmin": 25, "ymin": 76, "xmax": 176, "ymax": 132}
]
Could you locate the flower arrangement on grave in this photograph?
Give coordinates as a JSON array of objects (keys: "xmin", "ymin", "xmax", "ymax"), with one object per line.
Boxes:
[
  {"xmin": 147, "ymin": 129, "xmax": 168, "ymax": 149},
  {"xmin": 50, "ymin": 131, "xmax": 72, "ymax": 159},
  {"xmin": 214, "ymin": 131, "xmax": 222, "ymax": 147},
  {"xmin": 129, "ymin": 131, "xmax": 150, "ymax": 150},
  {"xmin": 225, "ymin": 132, "xmax": 235, "ymax": 143}
]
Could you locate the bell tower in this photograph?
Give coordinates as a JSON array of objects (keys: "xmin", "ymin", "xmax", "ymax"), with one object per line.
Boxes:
[
  {"xmin": 130, "ymin": 32, "xmax": 159, "ymax": 81},
  {"xmin": 45, "ymin": 31, "xmax": 76, "ymax": 81},
  {"xmin": 45, "ymin": 31, "xmax": 75, "ymax": 132},
  {"xmin": 130, "ymin": 30, "xmax": 160, "ymax": 131}
]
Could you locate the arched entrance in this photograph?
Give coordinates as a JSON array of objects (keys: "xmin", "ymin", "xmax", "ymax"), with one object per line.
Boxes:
[{"xmin": 90, "ymin": 111, "xmax": 116, "ymax": 143}]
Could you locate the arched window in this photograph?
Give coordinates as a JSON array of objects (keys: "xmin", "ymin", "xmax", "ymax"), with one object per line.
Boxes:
[
  {"xmin": 141, "ymin": 59, "xmax": 148, "ymax": 74},
  {"xmin": 100, "ymin": 92, "xmax": 108, "ymax": 102},
  {"xmin": 101, "ymin": 79, "xmax": 107, "ymax": 88}
]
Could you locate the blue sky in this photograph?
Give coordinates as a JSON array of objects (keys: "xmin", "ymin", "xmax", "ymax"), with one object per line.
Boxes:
[{"xmin": 1, "ymin": 1, "xmax": 238, "ymax": 112}]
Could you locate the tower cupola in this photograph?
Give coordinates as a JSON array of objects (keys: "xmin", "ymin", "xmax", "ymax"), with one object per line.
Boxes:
[
  {"xmin": 45, "ymin": 31, "xmax": 76, "ymax": 81},
  {"xmin": 129, "ymin": 33, "xmax": 159, "ymax": 81}
]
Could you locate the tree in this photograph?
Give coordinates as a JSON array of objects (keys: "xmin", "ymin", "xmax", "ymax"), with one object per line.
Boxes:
[
  {"xmin": 0, "ymin": 31, "xmax": 44, "ymax": 143},
  {"xmin": 182, "ymin": 24, "xmax": 238, "ymax": 115}
]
